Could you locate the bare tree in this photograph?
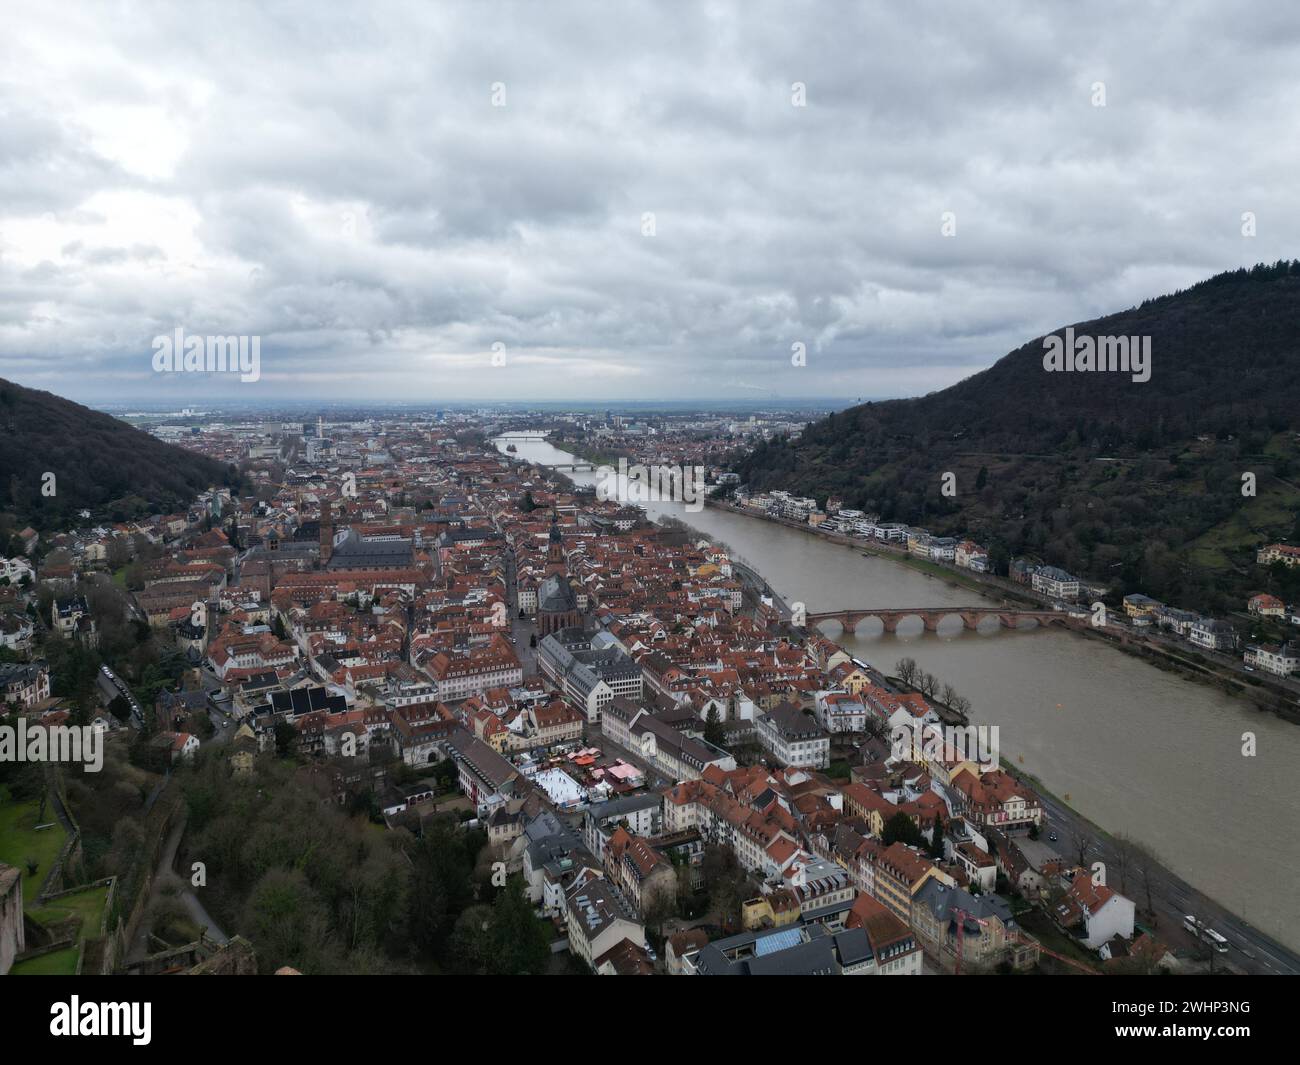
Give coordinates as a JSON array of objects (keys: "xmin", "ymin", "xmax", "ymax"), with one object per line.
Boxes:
[
  {"xmin": 895, "ymin": 657, "xmax": 918, "ymax": 686},
  {"xmin": 1070, "ymin": 826, "xmax": 1092, "ymax": 868},
  {"xmin": 1126, "ymin": 840, "xmax": 1161, "ymax": 925},
  {"xmin": 1111, "ymin": 834, "xmax": 1136, "ymax": 897}
]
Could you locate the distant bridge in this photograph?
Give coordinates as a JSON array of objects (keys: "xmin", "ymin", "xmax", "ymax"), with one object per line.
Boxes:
[{"xmin": 806, "ymin": 606, "xmax": 1079, "ymax": 635}]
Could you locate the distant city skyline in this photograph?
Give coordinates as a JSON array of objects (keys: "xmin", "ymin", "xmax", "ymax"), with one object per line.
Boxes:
[{"xmin": 4, "ymin": 2, "xmax": 1300, "ymax": 403}]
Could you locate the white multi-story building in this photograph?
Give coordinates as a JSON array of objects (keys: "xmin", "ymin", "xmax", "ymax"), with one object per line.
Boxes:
[
  {"xmin": 756, "ymin": 703, "xmax": 830, "ymax": 769},
  {"xmin": 1031, "ymin": 566, "xmax": 1080, "ymax": 601},
  {"xmin": 813, "ymin": 690, "xmax": 868, "ymax": 733},
  {"xmin": 1244, "ymin": 642, "xmax": 1300, "ymax": 676},
  {"xmin": 0, "ymin": 557, "xmax": 35, "ymax": 584},
  {"xmin": 0, "ymin": 662, "xmax": 50, "ymax": 708},
  {"xmin": 1190, "ymin": 618, "xmax": 1237, "ymax": 652}
]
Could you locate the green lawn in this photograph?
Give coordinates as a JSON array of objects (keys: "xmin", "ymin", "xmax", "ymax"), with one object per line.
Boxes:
[
  {"xmin": 9, "ymin": 946, "xmax": 81, "ymax": 975},
  {"xmin": 27, "ymin": 883, "xmax": 109, "ymax": 943},
  {"xmin": 0, "ymin": 798, "xmax": 68, "ymax": 897}
]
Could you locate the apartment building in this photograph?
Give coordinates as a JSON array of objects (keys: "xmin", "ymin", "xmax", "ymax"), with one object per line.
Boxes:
[
  {"xmin": 813, "ymin": 690, "xmax": 868, "ymax": 734},
  {"xmin": 424, "ymin": 636, "xmax": 523, "ymax": 701},
  {"xmin": 1189, "ymin": 618, "xmax": 1237, "ymax": 652},
  {"xmin": 1244, "ymin": 641, "xmax": 1300, "ymax": 676},
  {"xmin": 911, "ymin": 879, "xmax": 1038, "ymax": 973},
  {"xmin": 538, "ymin": 629, "xmax": 643, "ymax": 722},
  {"xmin": 566, "ymin": 875, "xmax": 647, "ymax": 970},
  {"xmin": 948, "ymin": 767, "xmax": 1042, "ymax": 835},
  {"xmin": 1031, "ymin": 566, "xmax": 1080, "ymax": 601},
  {"xmin": 756, "ymin": 702, "xmax": 830, "ymax": 769},
  {"xmin": 583, "ymin": 794, "xmax": 664, "ymax": 860}
]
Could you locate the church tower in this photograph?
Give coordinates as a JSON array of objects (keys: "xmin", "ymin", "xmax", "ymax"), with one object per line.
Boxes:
[
  {"xmin": 545, "ymin": 511, "xmax": 565, "ymax": 575},
  {"xmin": 538, "ymin": 511, "xmax": 581, "ymax": 636}
]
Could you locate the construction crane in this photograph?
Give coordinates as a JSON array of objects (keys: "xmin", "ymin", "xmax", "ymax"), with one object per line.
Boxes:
[{"xmin": 951, "ymin": 907, "xmax": 986, "ymax": 976}]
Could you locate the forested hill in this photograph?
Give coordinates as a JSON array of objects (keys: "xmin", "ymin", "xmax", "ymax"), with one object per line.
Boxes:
[
  {"xmin": 0, "ymin": 377, "xmax": 239, "ymax": 535},
  {"xmin": 736, "ymin": 262, "xmax": 1300, "ymax": 613}
]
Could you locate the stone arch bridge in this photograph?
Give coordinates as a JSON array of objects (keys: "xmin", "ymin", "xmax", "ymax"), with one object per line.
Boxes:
[{"xmin": 806, "ymin": 606, "xmax": 1080, "ymax": 635}]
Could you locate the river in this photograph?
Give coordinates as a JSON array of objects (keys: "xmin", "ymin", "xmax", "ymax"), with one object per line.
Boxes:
[{"xmin": 495, "ymin": 432, "xmax": 1300, "ymax": 951}]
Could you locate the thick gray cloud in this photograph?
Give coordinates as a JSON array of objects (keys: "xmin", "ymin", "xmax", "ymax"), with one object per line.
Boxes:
[{"xmin": 1, "ymin": 0, "xmax": 1298, "ymax": 404}]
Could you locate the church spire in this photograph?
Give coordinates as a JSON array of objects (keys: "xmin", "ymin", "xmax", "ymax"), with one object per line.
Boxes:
[{"xmin": 546, "ymin": 509, "xmax": 565, "ymax": 573}]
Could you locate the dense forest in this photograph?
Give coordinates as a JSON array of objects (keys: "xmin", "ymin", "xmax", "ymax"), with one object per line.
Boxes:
[
  {"xmin": 736, "ymin": 262, "xmax": 1300, "ymax": 613},
  {"xmin": 178, "ymin": 755, "xmax": 555, "ymax": 974},
  {"xmin": 0, "ymin": 377, "xmax": 239, "ymax": 532}
]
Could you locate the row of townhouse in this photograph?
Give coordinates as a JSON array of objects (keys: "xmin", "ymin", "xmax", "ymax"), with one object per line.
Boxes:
[
  {"xmin": 1257, "ymin": 543, "xmax": 1300, "ymax": 568},
  {"xmin": 685, "ymin": 893, "xmax": 922, "ymax": 975},
  {"xmin": 469, "ymin": 698, "xmax": 585, "ymax": 754},
  {"xmin": 421, "ymin": 635, "xmax": 523, "ymax": 701},
  {"xmin": 841, "ymin": 837, "xmax": 1038, "ymax": 973},
  {"xmin": 805, "ymin": 510, "xmax": 991, "ymax": 573},
  {"xmin": 208, "ymin": 629, "xmax": 299, "ymax": 680},
  {"xmin": 1122, "ymin": 592, "xmax": 1240, "ymax": 652},
  {"xmin": 605, "ymin": 829, "xmax": 677, "ymax": 917},
  {"xmin": 663, "ymin": 778, "xmax": 799, "ymax": 880},
  {"xmin": 946, "ymin": 767, "xmax": 1043, "ymax": 835}
]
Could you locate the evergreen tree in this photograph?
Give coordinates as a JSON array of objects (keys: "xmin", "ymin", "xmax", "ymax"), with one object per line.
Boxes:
[
  {"xmin": 929, "ymin": 813, "xmax": 945, "ymax": 859},
  {"xmin": 881, "ymin": 811, "xmax": 924, "ymax": 848},
  {"xmin": 485, "ymin": 875, "xmax": 551, "ymax": 975},
  {"xmin": 704, "ymin": 705, "xmax": 725, "ymax": 747}
]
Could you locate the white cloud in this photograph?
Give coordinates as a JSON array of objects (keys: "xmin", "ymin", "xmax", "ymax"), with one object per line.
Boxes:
[{"xmin": 2, "ymin": 0, "xmax": 1299, "ymax": 404}]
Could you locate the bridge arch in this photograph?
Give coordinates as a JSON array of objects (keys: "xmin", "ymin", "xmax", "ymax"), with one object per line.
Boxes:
[{"xmin": 804, "ymin": 606, "xmax": 1076, "ymax": 636}]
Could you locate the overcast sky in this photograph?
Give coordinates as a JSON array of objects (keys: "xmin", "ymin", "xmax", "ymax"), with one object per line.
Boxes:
[{"xmin": 2, "ymin": 1, "xmax": 1299, "ymax": 407}]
